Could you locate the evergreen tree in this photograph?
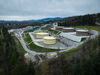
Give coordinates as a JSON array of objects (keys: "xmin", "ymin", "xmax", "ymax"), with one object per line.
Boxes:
[{"xmin": 41, "ymin": 59, "xmax": 49, "ymax": 75}]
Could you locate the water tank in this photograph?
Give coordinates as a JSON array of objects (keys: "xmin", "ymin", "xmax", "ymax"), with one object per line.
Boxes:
[
  {"xmin": 62, "ymin": 28, "xmax": 75, "ymax": 32},
  {"xmin": 36, "ymin": 32, "xmax": 49, "ymax": 39},
  {"xmin": 43, "ymin": 36, "xmax": 56, "ymax": 44},
  {"xmin": 76, "ymin": 30, "xmax": 88, "ymax": 36}
]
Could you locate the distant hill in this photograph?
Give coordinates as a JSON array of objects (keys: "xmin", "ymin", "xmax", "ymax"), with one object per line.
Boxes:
[
  {"xmin": 23, "ymin": 17, "xmax": 64, "ymax": 22},
  {"xmin": 38, "ymin": 17, "xmax": 63, "ymax": 22}
]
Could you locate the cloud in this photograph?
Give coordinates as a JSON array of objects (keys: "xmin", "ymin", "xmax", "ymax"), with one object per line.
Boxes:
[{"xmin": 0, "ymin": 0, "xmax": 100, "ymax": 20}]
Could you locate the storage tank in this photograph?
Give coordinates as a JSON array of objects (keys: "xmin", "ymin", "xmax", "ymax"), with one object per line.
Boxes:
[
  {"xmin": 55, "ymin": 26, "xmax": 64, "ymax": 31},
  {"xmin": 24, "ymin": 53, "xmax": 29, "ymax": 59},
  {"xmin": 76, "ymin": 30, "xmax": 88, "ymax": 36},
  {"xmin": 43, "ymin": 36, "xmax": 56, "ymax": 44},
  {"xmin": 33, "ymin": 30, "xmax": 43, "ymax": 35},
  {"xmin": 36, "ymin": 32, "xmax": 49, "ymax": 39},
  {"xmin": 62, "ymin": 28, "xmax": 75, "ymax": 32}
]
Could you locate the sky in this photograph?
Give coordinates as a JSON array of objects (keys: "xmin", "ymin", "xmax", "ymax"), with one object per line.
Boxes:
[{"xmin": 0, "ymin": 0, "xmax": 100, "ymax": 21}]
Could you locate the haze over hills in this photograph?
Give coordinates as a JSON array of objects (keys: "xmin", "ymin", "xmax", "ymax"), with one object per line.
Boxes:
[
  {"xmin": 0, "ymin": 17, "xmax": 64, "ymax": 22},
  {"xmin": 23, "ymin": 17, "xmax": 64, "ymax": 22}
]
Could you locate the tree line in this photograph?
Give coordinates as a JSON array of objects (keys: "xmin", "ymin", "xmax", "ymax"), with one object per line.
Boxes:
[
  {"xmin": 57, "ymin": 13, "xmax": 100, "ymax": 26},
  {"xmin": 0, "ymin": 27, "xmax": 35, "ymax": 75}
]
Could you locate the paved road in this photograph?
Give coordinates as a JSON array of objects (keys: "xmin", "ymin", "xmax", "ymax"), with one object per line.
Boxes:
[{"xmin": 14, "ymin": 31, "xmax": 44, "ymax": 62}]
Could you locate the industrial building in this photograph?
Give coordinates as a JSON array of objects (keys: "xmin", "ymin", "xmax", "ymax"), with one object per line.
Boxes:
[
  {"xmin": 55, "ymin": 26, "xmax": 64, "ymax": 31},
  {"xmin": 76, "ymin": 30, "xmax": 89, "ymax": 36}
]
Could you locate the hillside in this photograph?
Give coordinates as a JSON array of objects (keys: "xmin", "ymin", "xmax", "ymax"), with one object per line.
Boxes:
[
  {"xmin": 0, "ymin": 27, "xmax": 35, "ymax": 75},
  {"xmin": 34, "ymin": 29, "xmax": 100, "ymax": 75},
  {"xmin": 56, "ymin": 13, "xmax": 100, "ymax": 26}
]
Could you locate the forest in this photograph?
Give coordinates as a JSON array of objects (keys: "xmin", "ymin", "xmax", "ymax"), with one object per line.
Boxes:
[
  {"xmin": 0, "ymin": 27, "xmax": 35, "ymax": 75},
  {"xmin": 57, "ymin": 13, "xmax": 100, "ymax": 26},
  {"xmin": 1, "ymin": 27, "xmax": 100, "ymax": 75},
  {"xmin": 0, "ymin": 13, "xmax": 100, "ymax": 75},
  {"xmin": 34, "ymin": 34, "xmax": 100, "ymax": 75}
]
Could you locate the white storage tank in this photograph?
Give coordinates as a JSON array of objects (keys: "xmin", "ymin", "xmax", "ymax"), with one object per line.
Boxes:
[
  {"xmin": 62, "ymin": 28, "xmax": 75, "ymax": 32},
  {"xmin": 36, "ymin": 32, "xmax": 49, "ymax": 39},
  {"xmin": 76, "ymin": 30, "xmax": 89, "ymax": 36},
  {"xmin": 43, "ymin": 36, "xmax": 56, "ymax": 44}
]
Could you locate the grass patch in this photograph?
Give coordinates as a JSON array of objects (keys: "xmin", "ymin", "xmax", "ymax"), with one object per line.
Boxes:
[
  {"xmin": 41, "ymin": 27, "xmax": 49, "ymax": 30},
  {"xmin": 27, "ymin": 42, "xmax": 57, "ymax": 52},
  {"xmin": 10, "ymin": 32, "xmax": 14, "ymax": 35},
  {"xmin": 25, "ymin": 33, "xmax": 29, "ymax": 37},
  {"xmin": 75, "ymin": 26, "xmax": 100, "ymax": 32},
  {"xmin": 12, "ymin": 36, "xmax": 26, "ymax": 55},
  {"xmin": 48, "ymin": 29, "xmax": 59, "ymax": 35},
  {"xmin": 81, "ymin": 38, "xmax": 86, "ymax": 41},
  {"xmin": 41, "ymin": 27, "xmax": 60, "ymax": 35},
  {"xmin": 22, "ymin": 33, "xmax": 32, "ymax": 43}
]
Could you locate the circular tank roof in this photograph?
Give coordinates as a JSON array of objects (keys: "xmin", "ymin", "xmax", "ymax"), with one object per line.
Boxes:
[
  {"xmin": 43, "ymin": 36, "xmax": 56, "ymax": 40},
  {"xmin": 36, "ymin": 32, "xmax": 49, "ymax": 35},
  {"xmin": 76, "ymin": 30, "xmax": 88, "ymax": 32},
  {"xmin": 63, "ymin": 28, "xmax": 74, "ymax": 29}
]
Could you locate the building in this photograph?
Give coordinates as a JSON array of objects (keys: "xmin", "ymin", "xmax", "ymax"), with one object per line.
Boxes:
[
  {"xmin": 55, "ymin": 26, "xmax": 64, "ymax": 31},
  {"xmin": 46, "ymin": 24, "xmax": 53, "ymax": 28}
]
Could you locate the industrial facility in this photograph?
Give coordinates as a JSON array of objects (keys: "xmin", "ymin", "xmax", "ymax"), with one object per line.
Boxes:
[{"xmin": 27, "ymin": 22, "xmax": 91, "ymax": 50}]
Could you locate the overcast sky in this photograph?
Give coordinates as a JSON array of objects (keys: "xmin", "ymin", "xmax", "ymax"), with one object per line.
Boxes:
[{"xmin": 0, "ymin": 0, "xmax": 100, "ymax": 21}]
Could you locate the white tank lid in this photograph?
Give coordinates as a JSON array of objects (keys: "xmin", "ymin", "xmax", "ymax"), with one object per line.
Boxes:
[
  {"xmin": 43, "ymin": 36, "xmax": 56, "ymax": 40},
  {"xmin": 63, "ymin": 28, "xmax": 74, "ymax": 29},
  {"xmin": 36, "ymin": 32, "xmax": 49, "ymax": 35},
  {"xmin": 76, "ymin": 30, "xmax": 88, "ymax": 32}
]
